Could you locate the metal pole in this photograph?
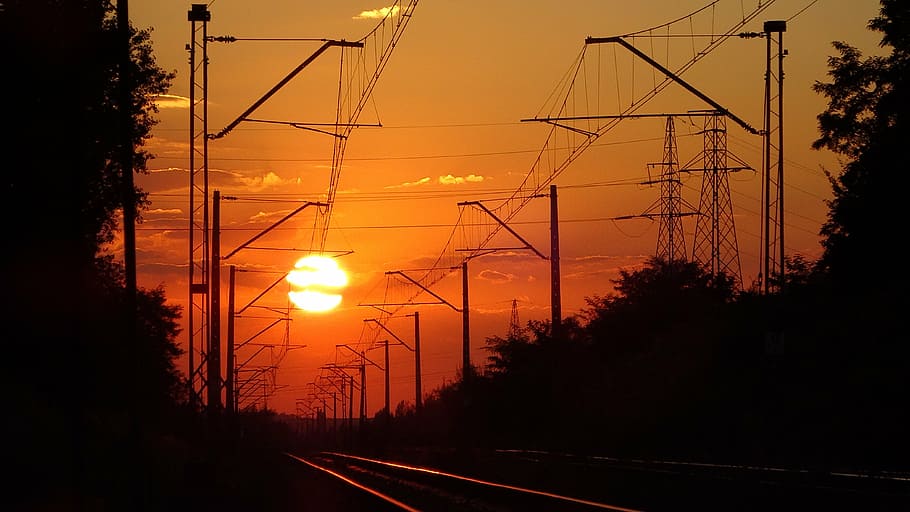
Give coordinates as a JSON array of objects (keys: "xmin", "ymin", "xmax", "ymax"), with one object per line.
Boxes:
[
  {"xmin": 187, "ymin": 8, "xmax": 196, "ymax": 405},
  {"xmin": 208, "ymin": 190, "xmax": 221, "ymax": 413},
  {"xmin": 348, "ymin": 374, "xmax": 354, "ymax": 435},
  {"xmin": 359, "ymin": 354, "xmax": 366, "ymax": 426},
  {"xmin": 777, "ymin": 28, "xmax": 786, "ymax": 292},
  {"xmin": 414, "ymin": 312, "xmax": 422, "ymax": 410},
  {"xmin": 763, "ymin": 29, "xmax": 772, "ymax": 294},
  {"xmin": 187, "ymin": 3, "xmax": 211, "ymax": 408},
  {"xmin": 341, "ymin": 378, "xmax": 346, "ymax": 421},
  {"xmin": 550, "ymin": 185, "xmax": 562, "ymax": 337},
  {"xmin": 226, "ymin": 265, "xmax": 235, "ymax": 414},
  {"xmin": 384, "ymin": 340, "xmax": 390, "ymax": 418},
  {"xmin": 462, "ymin": 261, "xmax": 470, "ymax": 379},
  {"xmin": 202, "ymin": 4, "xmax": 211, "ymax": 398}
]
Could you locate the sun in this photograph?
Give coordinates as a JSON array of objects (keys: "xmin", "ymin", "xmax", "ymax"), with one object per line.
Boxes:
[{"xmin": 286, "ymin": 255, "xmax": 349, "ymax": 312}]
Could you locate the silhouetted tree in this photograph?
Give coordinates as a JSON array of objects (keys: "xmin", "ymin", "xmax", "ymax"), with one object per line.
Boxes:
[
  {"xmin": 581, "ymin": 257, "xmax": 736, "ymax": 358},
  {"xmin": 806, "ymin": 0, "xmax": 908, "ymax": 468},
  {"xmin": 4, "ymin": 1, "xmax": 180, "ymax": 508},
  {"xmin": 812, "ymin": 0, "xmax": 908, "ymax": 291}
]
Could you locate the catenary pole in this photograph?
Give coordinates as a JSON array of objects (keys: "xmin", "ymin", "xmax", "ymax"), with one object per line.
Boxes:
[{"xmin": 550, "ymin": 185, "xmax": 562, "ymax": 337}]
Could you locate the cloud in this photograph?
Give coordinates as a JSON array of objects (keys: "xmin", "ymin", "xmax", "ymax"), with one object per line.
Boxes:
[
  {"xmin": 145, "ymin": 208, "xmax": 183, "ymax": 215},
  {"xmin": 439, "ymin": 174, "xmax": 485, "ymax": 185},
  {"xmin": 562, "ymin": 254, "xmax": 650, "ymax": 280},
  {"xmin": 353, "ymin": 5, "xmax": 400, "ymax": 19},
  {"xmin": 385, "ymin": 176, "xmax": 431, "ymax": 189},
  {"xmin": 147, "ymin": 167, "xmax": 186, "ymax": 174},
  {"xmin": 248, "ymin": 209, "xmax": 289, "ymax": 224},
  {"xmin": 152, "ymin": 94, "xmax": 190, "ymax": 109},
  {"xmin": 572, "ymin": 254, "xmax": 621, "ymax": 263},
  {"xmin": 237, "ymin": 171, "xmax": 290, "ymax": 191},
  {"xmin": 477, "ymin": 269, "xmax": 516, "ymax": 284}
]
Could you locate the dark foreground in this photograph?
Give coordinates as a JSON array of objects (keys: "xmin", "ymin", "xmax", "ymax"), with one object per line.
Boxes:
[{"xmin": 254, "ymin": 447, "xmax": 908, "ymax": 511}]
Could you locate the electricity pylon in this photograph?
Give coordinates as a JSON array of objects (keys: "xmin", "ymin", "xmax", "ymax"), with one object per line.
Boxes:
[
  {"xmin": 686, "ymin": 112, "xmax": 749, "ymax": 289},
  {"xmin": 642, "ymin": 116, "xmax": 696, "ymax": 262},
  {"xmin": 508, "ymin": 299, "xmax": 521, "ymax": 338}
]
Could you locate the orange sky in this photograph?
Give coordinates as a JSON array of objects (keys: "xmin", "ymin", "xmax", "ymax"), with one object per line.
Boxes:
[{"xmin": 130, "ymin": 0, "xmax": 884, "ymax": 416}]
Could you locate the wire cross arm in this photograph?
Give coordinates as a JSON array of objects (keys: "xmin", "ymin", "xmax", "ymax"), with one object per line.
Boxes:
[
  {"xmin": 584, "ymin": 36, "xmax": 760, "ymax": 136},
  {"xmin": 223, "ymin": 201, "xmax": 328, "ymax": 260},
  {"xmin": 244, "ymin": 118, "xmax": 383, "ymax": 138},
  {"xmin": 208, "ymin": 39, "xmax": 364, "ymax": 140}
]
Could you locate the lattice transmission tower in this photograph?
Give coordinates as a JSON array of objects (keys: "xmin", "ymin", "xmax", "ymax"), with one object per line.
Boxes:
[
  {"xmin": 761, "ymin": 20, "xmax": 787, "ymax": 293},
  {"xmin": 687, "ymin": 112, "xmax": 749, "ymax": 289},
  {"xmin": 508, "ymin": 299, "xmax": 521, "ymax": 339},
  {"xmin": 642, "ymin": 116, "xmax": 694, "ymax": 262},
  {"xmin": 187, "ymin": 3, "xmax": 212, "ymax": 412}
]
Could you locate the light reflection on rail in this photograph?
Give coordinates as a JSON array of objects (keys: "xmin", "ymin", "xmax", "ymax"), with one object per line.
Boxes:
[
  {"xmin": 290, "ymin": 451, "xmax": 643, "ymax": 512},
  {"xmin": 495, "ymin": 449, "xmax": 910, "ymax": 482},
  {"xmin": 286, "ymin": 453, "xmax": 422, "ymax": 512}
]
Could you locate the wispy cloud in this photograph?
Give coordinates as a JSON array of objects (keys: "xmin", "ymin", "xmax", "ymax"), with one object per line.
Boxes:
[
  {"xmin": 563, "ymin": 254, "xmax": 649, "ymax": 280},
  {"xmin": 146, "ymin": 208, "xmax": 183, "ymax": 215},
  {"xmin": 385, "ymin": 176, "xmax": 431, "ymax": 189},
  {"xmin": 146, "ymin": 167, "xmax": 186, "ymax": 174},
  {"xmin": 248, "ymin": 209, "xmax": 292, "ymax": 224},
  {"xmin": 353, "ymin": 5, "xmax": 400, "ymax": 20},
  {"xmin": 477, "ymin": 269, "xmax": 516, "ymax": 284},
  {"xmin": 572, "ymin": 254, "xmax": 621, "ymax": 263},
  {"xmin": 152, "ymin": 94, "xmax": 190, "ymax": 109},
  {"xmin": 439, "ymin": 174, "xmax": 485, "ymax": 185}
]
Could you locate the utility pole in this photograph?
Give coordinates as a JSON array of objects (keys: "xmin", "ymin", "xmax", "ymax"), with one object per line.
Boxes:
[
  {"xmin": 413, "ymin": 312, "xmax": 422, "ymax": 410},
  {"xmin": 550, "ymin": 184, "xmax": 562, "ymax": 337},
  {"xmin": 187, "ymin": 2, "xmax": 211, "ymax": 410},
  {"xmin": 364, "ymin": 315, "xmax": 421, "ymax": 410},
  {"xmin": 208, "ymin": 191, "xmax": 222, "ymax": 413},
  {"xmin": 349, "ymin": 374, "xmax": 354, "ymax": 434},
  {"xmin": 225, "ymin": 265, "xmax": 235, "ymax": 414},
  {"xmin": 762, "ymin": 20, "xmax": 786, "ymax": 294},
  {"xmin": 384, "ymin": 340, "xmax": 390, "ymax": 419},
  {"xmin": 462, "ymin": 260, "xmax": 470, "ymax": 381},
  {"xmin": 360, "ymin": 352, "xmax": 366, "ymax": 426}
]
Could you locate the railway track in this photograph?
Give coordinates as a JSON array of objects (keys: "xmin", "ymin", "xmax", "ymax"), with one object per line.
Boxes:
[
  {"xmin": 285, "ymin": 449, "xmax": 908, "ymax": 511},
  {"xmin": 287, "ymin": 451, "xmax": 642, "ymax": 511}
]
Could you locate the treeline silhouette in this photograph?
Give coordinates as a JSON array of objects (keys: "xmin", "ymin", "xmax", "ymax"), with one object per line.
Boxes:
[{"xmin": 353, "ymin": 254, "xmax": 907, "ymax": 472}]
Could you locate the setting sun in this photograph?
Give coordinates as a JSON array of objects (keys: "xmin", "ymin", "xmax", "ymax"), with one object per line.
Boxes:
[{"xmin": 286, "ymin": 255, "xmax": 349, "ymax": 312}]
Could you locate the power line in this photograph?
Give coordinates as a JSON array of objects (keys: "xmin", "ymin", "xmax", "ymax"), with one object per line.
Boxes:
[
  {"xmin": 148, "ymin": 134, "xmax": 673, "ymax": 163},
  {"xmin": 143, "ymin": 177, "xmax": 647, "ymax": 205},
  {"xmin": 787, "ymin": 0, "xmax": 819, "ymax": 22},
  {"xmin": 151, "ymin": 121, "xmax": 525, "ymax": 132}
]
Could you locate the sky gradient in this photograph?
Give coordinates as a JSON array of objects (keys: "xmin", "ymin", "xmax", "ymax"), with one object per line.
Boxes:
[{"xmin": 131, "ymin": 0, "xmax": 884, "ymax": 415}]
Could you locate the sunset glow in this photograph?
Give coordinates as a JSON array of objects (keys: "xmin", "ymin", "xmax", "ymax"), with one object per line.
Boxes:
[
  {"xmin": 287, "ymin": 255, "xmax": 349, "ymax": 312},
  {"xmin": 130, "ymin": 0, "xmax": 885, "ymax": 416}
]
